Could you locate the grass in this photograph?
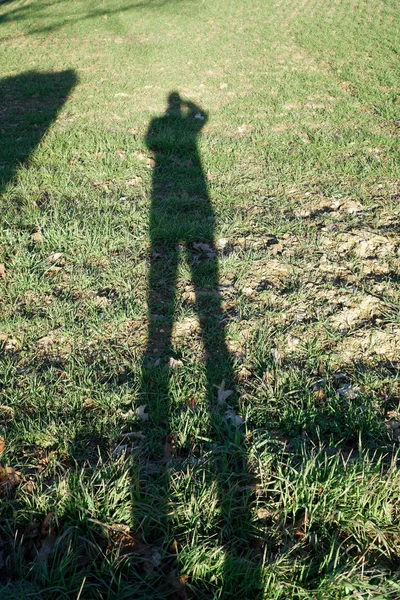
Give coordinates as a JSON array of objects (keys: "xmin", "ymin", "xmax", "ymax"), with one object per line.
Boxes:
[{"xmin": 0, "ymin": 0, "xmax": 400, "ymax": 597}]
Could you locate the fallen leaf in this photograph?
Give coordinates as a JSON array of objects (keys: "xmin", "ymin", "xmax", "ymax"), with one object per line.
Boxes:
[
  {"xmin": 314, "ymin": 388, "xmax": 326, "ymax": 400},
  {"xmin": 37, "ymin": 333, "xmax": 57, "ymax": 348},
  {"xmin": 270, "ymin": 243, "xmax": 283, "ymax": 256},
  {"xmin": 120, "ymin": 409, "xmax": 134, "ymax": 420},
  {"xmin": 82, "ymin": 398, "xmax": 100, "ymax": 412},
  {"xmin": 257, "ymin": 508, "xmax": 270, "ymax": 520},
  {"xmin": 185, "ymin": 396, "xmax": 198, "ymax": 411},
  {"xmin": 168, "ymin": 357, "xmax": 183, "ymax": 369},
  {"xmin": 0, "ymin": 264, "xmax": 6, "ymax": 279},
  {"xmin": 168, "ymin": 571, "xmax": 189, "ymax": 600},
  {"xmin": 163, "ymin": 442, "xmax": 172, "ymax": 460},
  {"xmin": 225, "ymin": 407, "xmax": 245, "ymax": 426},
  {"xmin": 337, "ymin": 384, "xmax": 358, "ymax": 399},
  {"xmin": 47, "ymin": 252, "xmax": 65, "ymax": 265},
  {"xmin": 193, "ymin": 242, "xmax": 213, "ymax": 253},
  {"xmin": 0, "ymin": 465, "xmax": 20, "ymax": 494},
  {"xmin": 0, "ymin": 406, "xmax": 14, "ymax": 422},
  {"xmin": 31, "ymin": 231, "xmax": 43, "ymax": 243},
  {"xmin": 242, "ymin": 286, "xmax": 255, "ymax": 297},
  {"xmin": 0, "ymin": 437, "xmax": 5, "ymax": 455},
  {"xmin": 36, "ymin": 513, "xmax": 57, "ymax": 563},
  {"xmin": 238, "ymin": 367, "xmax": 252, "ymax": 381},
  {"xmin": 286, "ymin": 335, "xmax": 300, "ymax": 352},
  {"xmin": 169, "ymin": 540, "xmax": 179, "ymax": 553},
  {"xmin": 37, "ymin": 535, "xmax": 56, "ymax": 563},
  {"xmin": 294, "ymin": 512, "xmax": 309, "ymax": 539},
  {"xmin": 127, "ymin": 176, "xmax": 142, "ymax": 186},
  {"xmin": 271, "ymin": 347, "xmax": 282, "ymax": 365},
  {"xmin": 25, "ymin": 480, "xmax": 35, "ymax": 494},
  {"xmin": 113, "ymin": 444, "xmax": 128, "ymax": 456},
  {"xmin": 215, "ymin": 381, "xmax": 233, "ymax": 405},
  {"xmin": 216, "ymin": 238, "xmax": 229, "ymax": 250},
  {"xmin": 120, "ymin": 431, "xmax": 146, "ymax": 440},
  {"xmin": 136, "ymin": 405, "xmax": 149, "ymax": 421}
]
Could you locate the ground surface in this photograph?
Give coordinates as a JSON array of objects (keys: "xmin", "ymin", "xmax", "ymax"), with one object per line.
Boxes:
[{"xmin": 0, "ymin": 0, "xmax": 400, "ymax": 598}]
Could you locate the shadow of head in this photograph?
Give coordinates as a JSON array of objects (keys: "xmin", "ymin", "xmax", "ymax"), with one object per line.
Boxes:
[
  {"xmin": 0, "ymin": 69, "xmax": 77, "ymax": 190},
  {"xmin": 163, "ymin": 90, "xmax": 208, "ymax": 132}
]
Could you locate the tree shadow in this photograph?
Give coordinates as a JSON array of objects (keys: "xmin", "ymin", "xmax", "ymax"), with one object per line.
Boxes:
[
  {"xmin": 0, "ymin": 69, "xmax": 77, "ymax": 193},
  {"xmin": 0, "ymin": 0, "xmax": 186, "ymax": 35},
  {"xmin": 133, "ymin": 92, "xmax": 263, "ymax": 597}
]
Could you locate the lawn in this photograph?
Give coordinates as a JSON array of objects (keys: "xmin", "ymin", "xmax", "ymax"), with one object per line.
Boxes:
[{"xmin": 0, "ymin": 0, "xmax": 400, "ymax": 598}]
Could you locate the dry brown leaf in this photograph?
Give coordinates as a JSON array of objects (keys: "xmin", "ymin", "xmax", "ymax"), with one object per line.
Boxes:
[
  {"xmin": 294, "ymin": 512, "xmax": 309, "ymax": 539},
  {"xmin": 82, "ymin": 398, "xmax": 100, "ymax": 412},
  {"xmin": 0, "ymin": 335, "xmax": 18, "ymax": 352},
  {"xmin": 127, "ymin": 176, "xmax": 142, "ymax": 186},
  {"xmin": 0, "ymin": 465, "xmax": 20, "ymax": 494},
  {"xmin": 163, "ymin": 442, "xmax": 172, "ymax": 460},
  {"xmin": 337, "ymin": 384, "xmax": 358, "ymax": 399},
  {"xmin": 270, "ymin": 243, "xmax": 283, "ymax": 256},
  {"xmin": 37, "ymin": 535, "xmax": 56, "ymax": 562},
  {"xmin": 286, "ymin": 335, "xmax": 300, "ymax": 353},
  {"xmin": 215, "ymin": 381, "xmax": 233, "ymax": 405},
  {"xmin": 136, "ymin": 405, "xmax": 149, "ymax": 421},
  {"xmin": 120, "ymin": 431, "xmax": 146, "ymax": 441},
  {"xmin": 25, "ymin": 480, "xmax": 35, "ymax": 494},
  {"xmin": 185, "ymin": 396, "xmax": 198, "ymax": 411},
  {"xmin": 314, "ymin": 388, "xmax": 326, "ymax": 400},
  {"xmin": 47, "ymin": 252, "xmax": 65, "ymax": 266},
  {"xmin": 168, "ymin": 357, "xmax": 183, "ymax": 369},
  {"xmin": 271, "ymin": 347, "xmax": 282, "ymax": 365},
  {"xmin": 0, "ymin": 406, "xmax": 14, "ymax": 422},
  {"xmin": 225, "ymin": 407, "xmax": 245, "ymax": 426},
  {"xmin": 193, "ymin": 242, "xmax": 212, "ymax": 253},
  {"xmin": 169, "ymin": 540, "xmax": 179, "ymax": 553},
  {"xmin": 0, "ymin": 437, "xmax": 5, "ymax": 455},
  {"xmin": 216, "ymin": 238, "xmax": 229, "ymax": 250},
  {"xmin": 242, "ymin": 286, "xmax": 255, "ymax": 297},
  {"xmin": 0, "ymin": 264, "xmax": 6, "ymax": 279},
  {"xmin": 238, "ymin": 367, "xmax": 252, "ymax": 381},
  {"xmin": 31, "ymin": 231, "xmax": 43, "ymax": 243},
  {"xmin": 168, "ymin": 571, "xmax": 189, "ymax": 600},
  {"xmin": 37, "ymin": 333, "xmax": 57, "ymax": 348}
]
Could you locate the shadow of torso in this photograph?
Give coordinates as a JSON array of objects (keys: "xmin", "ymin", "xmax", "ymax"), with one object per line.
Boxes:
[{"xmin": 146, "ymin": 96, "xmax": 213, "ymax": 244}]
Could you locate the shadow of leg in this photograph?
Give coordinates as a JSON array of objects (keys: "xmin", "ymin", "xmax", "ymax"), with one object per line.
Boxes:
[
  {"xmin": 189, "ymin": 248, "xmax": 263, "ymax": 598},
  {"xmin": 133, "ymin": 244, "xmax": 179, "ymax": 579}
]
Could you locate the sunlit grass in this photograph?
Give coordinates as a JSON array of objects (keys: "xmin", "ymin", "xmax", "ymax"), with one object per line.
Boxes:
[{"xmin": 0, "ymin": 0, "xmax": 399, "ymax": 597}]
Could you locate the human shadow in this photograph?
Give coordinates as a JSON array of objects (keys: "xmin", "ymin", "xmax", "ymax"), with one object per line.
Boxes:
[
  {"xmin": 0, "ymin": 69, "xmax": 77, "ymax": 193},
  {"xmin": 135, "ymin": 92, "xmax": 263, "ymax": 597}
]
